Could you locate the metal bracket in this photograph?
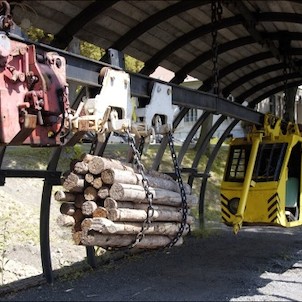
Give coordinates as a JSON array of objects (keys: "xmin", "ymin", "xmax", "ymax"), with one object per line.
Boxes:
[{"xmin": 135, "ymin": 82, "xmax": 174, "ymax": 136}]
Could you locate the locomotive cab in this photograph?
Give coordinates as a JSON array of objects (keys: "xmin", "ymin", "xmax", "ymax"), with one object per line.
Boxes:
[{"xmin": 220, "ymin": 114, "xmax": 302, "ymax": 233}]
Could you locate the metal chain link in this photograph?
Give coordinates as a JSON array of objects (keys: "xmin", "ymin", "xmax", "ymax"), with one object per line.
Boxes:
[
  {"xmin": 89, "ymin": 133, "xmax": 98, "ymax": 155},
  {"xmin": 90, "ymin": 130, "xmax": 187, "ymax": 250},
  {"xmin": 283, "ymin": 56, "xmax": 289, "ymax": 121},
  {"xmin": 211, "ymin": 0, "xmax": 223, "ymax": 96},
  {"xmin": 126, "ymin": 129, "xmax": 155, "ymax": 248},
  {"xmin": 165, "ymin": 131, "xmax": 188, "ymax": 248}
]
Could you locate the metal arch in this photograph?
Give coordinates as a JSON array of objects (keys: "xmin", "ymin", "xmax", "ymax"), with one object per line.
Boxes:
[
  {"xmin": 195, "ymin": 2, "xmax": 302, "ymax": 229},
  {"xmin": 221, "ymin": 63, "xmax": 289, "ymax": 97},
  {"xmin": 199, "ymin": 48, "xmax": 302, "ymax": 95},
  {"xmin": 199, "ymin": 52, "xmax": 272, "ymax": 92},
  {"xmin": 51, "ymin": 1, "xmax": 119, "ymax": 49},
  {"xmin": 140, "ymin": 15, "xmax": 244, "ymax": 76},
  {"xmin": 170, "ymin": 36, "xmax": 255, "ymax": 84},
  {"xmin": 110, "ymin": 1, "xmax": 210, "ymax": 51},
  {"xmin": 171, "ymin": 30, "xmax": 302, "ymax": 85},
  {"xmin": 258, "ymin": 12, "xmax": 302, "ymax": 24},
  {"xmin": 250, "ymin": 80, "xmax": 302, "ymax": 107},
  {"xmin": 198, "ymin": 119, "xmax": 239, "ymax": 227},
  {"xmin": 178, "ymin": 112, "xmax": 211, "ymax": 165},
  {"xmin": 236, "ymin": 72, "xmax": 302, "ymax": 102},
  {"xmin": 188, "ymin": 115, "xmax": 226, "ymax": 187},
  {"xmin": 201, "ymin": 61, "xmax": 284, "ymax": 93},
  {"xmin": 40, "ymin": 146, "xmax": 62, "ymax": 283},
  {"xmin": 140, "ymin": 12, "xmax": 302, "ymax": 76}
]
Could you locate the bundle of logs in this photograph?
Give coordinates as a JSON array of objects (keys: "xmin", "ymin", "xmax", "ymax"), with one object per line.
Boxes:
[{"xmin": 55, "ymin": 153, "xmax": 197, "ymax": 250}]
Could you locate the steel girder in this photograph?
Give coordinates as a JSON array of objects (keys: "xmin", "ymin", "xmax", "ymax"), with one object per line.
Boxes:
[
  {"xmin": 140, "ymin": 12, "xmax": 302, "ymax": 76},
  {"xmin": 51, "ymin": 1, "xmax": 120, "ymax": 49}
]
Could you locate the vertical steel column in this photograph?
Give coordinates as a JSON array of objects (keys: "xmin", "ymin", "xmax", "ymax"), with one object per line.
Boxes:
[
  {"xmin": 198, "ymin": 119, "xmax": 239, "ymax": 227},
  {"xmin": 188, "ymin": 115, "xmax": 227, "ymax": 187},
  {"xmin": 40, "ymin": 146, "xmax": 62, "ymax": 283},
  {"xmin": 0, "ymin": 146, "xmax": 6, "ymax": 185},
  {"xmin": 178, "ymin": 112, "xmax": 211, "ymax": 164}
]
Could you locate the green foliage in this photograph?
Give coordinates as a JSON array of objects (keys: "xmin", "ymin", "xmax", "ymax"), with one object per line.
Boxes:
[
  {"xmin": 80, "ymin": 41, "xmax": 105, "ymax": 61},
  {"xmin": 125, "ymin": 55, "xmax": 144, "ymax": 73},
  {"xmin": 26, "ymin": 27, "xmax": 144, "ymax": 73},
  {"xmin": 26, "ymin": 26, "xmax": 53, "ymax": 43}
]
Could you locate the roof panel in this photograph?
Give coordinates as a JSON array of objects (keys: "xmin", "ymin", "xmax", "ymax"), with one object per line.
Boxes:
[{"xmin": 9, "ymin": 0, "xmax": 302, "ymax": 103}]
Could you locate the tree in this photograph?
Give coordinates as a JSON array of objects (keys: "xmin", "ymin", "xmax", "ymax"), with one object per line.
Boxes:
[{"xmin": 26, "ymin": 27, "xmax": 144, "ymax": 73}]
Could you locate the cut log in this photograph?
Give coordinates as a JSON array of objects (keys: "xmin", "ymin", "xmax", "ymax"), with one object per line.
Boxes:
[
  {"xmin": 54, "ymin": 190, "xmax": 76, "ymax": 202},
  {"xmin": 92, "ymin": 177, "xmax": 103, "ymax": 189},
  {"xmin": 88, "ymin": 156, "xmax": 133, "ymax": 175},
  {"xmin": 101, "ymin": 168, "xmax": 138, "ymax": 185},
  {"xmin": 80, "ymin": 153, "xmax": 95, "ymax": 163},
  {"xmin": 101, "ymin": 168, "xmax": 191, "ymax": 195},
  {"xmin": 104, "ymin": 197, "xmax": 131, "ymax": 209},
  {"xmin": 62, "ymin": 172, "xmax": 85, "ymax": 192},
  {"xmin": 82, "ymin": 217, "xmax": 190, "ymax": 236},
  {"xmin": 74, "ymin": 194, "xmax": 86, "ymax": 209},
  {"xmin": 85, "ymin": 173, "xmax": 95, "ymax": 184},
  {"xmin": 81, "ymin": 200, "xmax": 98, "ymax": 216},
  {"xmin": 73, "ymin": 208, "xmax": 85, "ymax": 223},
  {"xmin": 73, "ymin": 161, "xmax": 89, "ymax": 174},
  {"xmin": 73, "ymin": 230, "xmax": 82, "ymax": 244},
  {"xmin": 104, "ymin": 197, "xmax": 182, "ymax": 212},
  {"xmin": 83, "ymin": 186, "xmax": 98, "ymax": 201},
  {"xmin": 97, "ymin": 186, "xmax": 110, "ymax": 199},
  {"xmin": 60, "ymin": 202, "xmax": 76, "ymax": 216},
  {"xmin": 108, "ymin": 208, "xmax": 183, "ymax": 222},
  {"xmin": 137, "ymin": 174, "xmax": 191, "ymax": 195},
  {"xmin": 109, "ymin": 183, "xmax": 167, "ymax": 201},
  {"xmin": 56, "ymin": 214, "xmax": 75, "ymax": 227},
  {"xmin": 92, "ymin": 207, "xmax": 109, "ymax": 218},
  {"xmin": 79, "ymin": 232, "xmax": 183, "ymax": 249},
  {"xmin": 109, "ymin": 183, "xmax": 197, "ymax": 206}
]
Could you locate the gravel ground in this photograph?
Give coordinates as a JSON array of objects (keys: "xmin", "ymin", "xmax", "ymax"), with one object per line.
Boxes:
[{"xmin": 1, "ymin": 174, "xmax": 302, "ymax": 301}]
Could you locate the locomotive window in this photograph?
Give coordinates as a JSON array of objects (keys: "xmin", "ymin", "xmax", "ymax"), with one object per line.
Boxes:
[
  {"xmin": 253, "ymin": 143, "xmax": 287, "ymax": 182},
  {"xmin": 225, "ymin": 143, "xmax": 287, "ymax": 182},
  {"xmin": 225, "ymin": 145, "xmax": 251, "ymax": 182}
]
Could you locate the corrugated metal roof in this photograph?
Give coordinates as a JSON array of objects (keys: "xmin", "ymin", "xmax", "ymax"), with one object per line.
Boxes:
[{"xmin": 10, "ymin": 0, "xmax": 302, "ymax": 104}]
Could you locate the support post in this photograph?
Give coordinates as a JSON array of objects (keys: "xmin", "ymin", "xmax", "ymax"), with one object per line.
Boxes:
[
  {"xmin": 40, "ymin": 147, "xmax": 62, "ymax": 283},
  {"xmin": 233, "ymin": 133, "xmax": 262, "ymax": 234}
]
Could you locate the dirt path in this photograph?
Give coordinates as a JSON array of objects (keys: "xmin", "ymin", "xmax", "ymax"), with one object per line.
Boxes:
[{"xmin": 1, "ymin": 223, "xmax": 302, "ymax": 301}]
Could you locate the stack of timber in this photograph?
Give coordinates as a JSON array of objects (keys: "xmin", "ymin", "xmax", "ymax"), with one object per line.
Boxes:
[{"xmin": 55, "ymin": 153, "xmax": 198, "ymax": 250}]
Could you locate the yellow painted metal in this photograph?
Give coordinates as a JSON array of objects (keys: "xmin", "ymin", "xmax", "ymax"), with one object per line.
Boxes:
[
  {"xmin": 220, "ymin": 113, "xmax": 302, "ymax": 232},
  {"xmin": 232, "ymin": 132, "xmax": 262, "ymax": 234}
]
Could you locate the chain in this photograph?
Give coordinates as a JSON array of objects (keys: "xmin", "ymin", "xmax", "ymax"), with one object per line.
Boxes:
[
  {"xmin": 137, "ymin": 136, "xmax": 145, "ymax": 157},
  {"xmin": 165, "ymin": 131, "xmax": 188, "ymax": 248},
  {"xmin": 126, "ymin": 129, "xmax": 155, "ymax": 248},
  {"xmin": 283, "ymin": 56, "xmax": 289, "ymax": 121},
  {"xmin": 211, "ymin": 0, "xmax": 223, "ymax": 96},
  {"xmin": 89, "ymin": 133, "xmax": 98, "ymax": 155}
]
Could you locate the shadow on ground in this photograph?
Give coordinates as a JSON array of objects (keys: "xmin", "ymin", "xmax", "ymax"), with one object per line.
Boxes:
[{"xmin": 1, "ymin": 224, "xmax": 302, "ymax": 301}]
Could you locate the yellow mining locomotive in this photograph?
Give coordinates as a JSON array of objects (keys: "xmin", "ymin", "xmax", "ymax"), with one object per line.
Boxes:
[{"xmin": 220, "ymin": 114, "xmax": 302, "ymax": 234}]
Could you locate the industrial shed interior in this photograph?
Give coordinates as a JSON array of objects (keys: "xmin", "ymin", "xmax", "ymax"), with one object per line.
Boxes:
[{"xmin": 2, "ymin": 0, "xmax": 302, "ymax": 283}]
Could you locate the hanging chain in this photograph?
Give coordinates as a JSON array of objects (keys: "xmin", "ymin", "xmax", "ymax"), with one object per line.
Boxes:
[
  {"xmin": 165, "ymin": 131, "xmax": 188, "ymax": 248},
  {"xmin": 211, "ymin": 0, "xmax": 223, "ymax": 96},
  {"xmin": 89, "ymin": 133, "xmax": 98, "ymax": 155},
  {"xmin": 283, "ymin": 56, "xmax": 289, "ymax": 121},
  {"xmin": 91, "ymin": 130, "xmax": 187, "ymax": 249},
  {"xmin": 137, "ymin": 136, "xmax": 145, "ymax": 157},
  {"xmin": 126, "ymin": 129, "xmax": 155, "ymax": 248}
]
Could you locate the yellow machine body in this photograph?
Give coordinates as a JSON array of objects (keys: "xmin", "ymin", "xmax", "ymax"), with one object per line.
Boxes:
[{"xmin": 220, "ymin": 114, "xmax": 302, "ymax": 232}]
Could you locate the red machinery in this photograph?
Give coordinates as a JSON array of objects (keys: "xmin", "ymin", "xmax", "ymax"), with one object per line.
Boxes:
[{"xmin": 0, "ymin": 32, "xmax": 70, "ymax": 146}]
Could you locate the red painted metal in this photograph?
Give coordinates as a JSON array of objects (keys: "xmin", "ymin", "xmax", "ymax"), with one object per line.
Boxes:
[{"xmin": 0, "ymin": 34, "xmax": 70, "ymax": 146}]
